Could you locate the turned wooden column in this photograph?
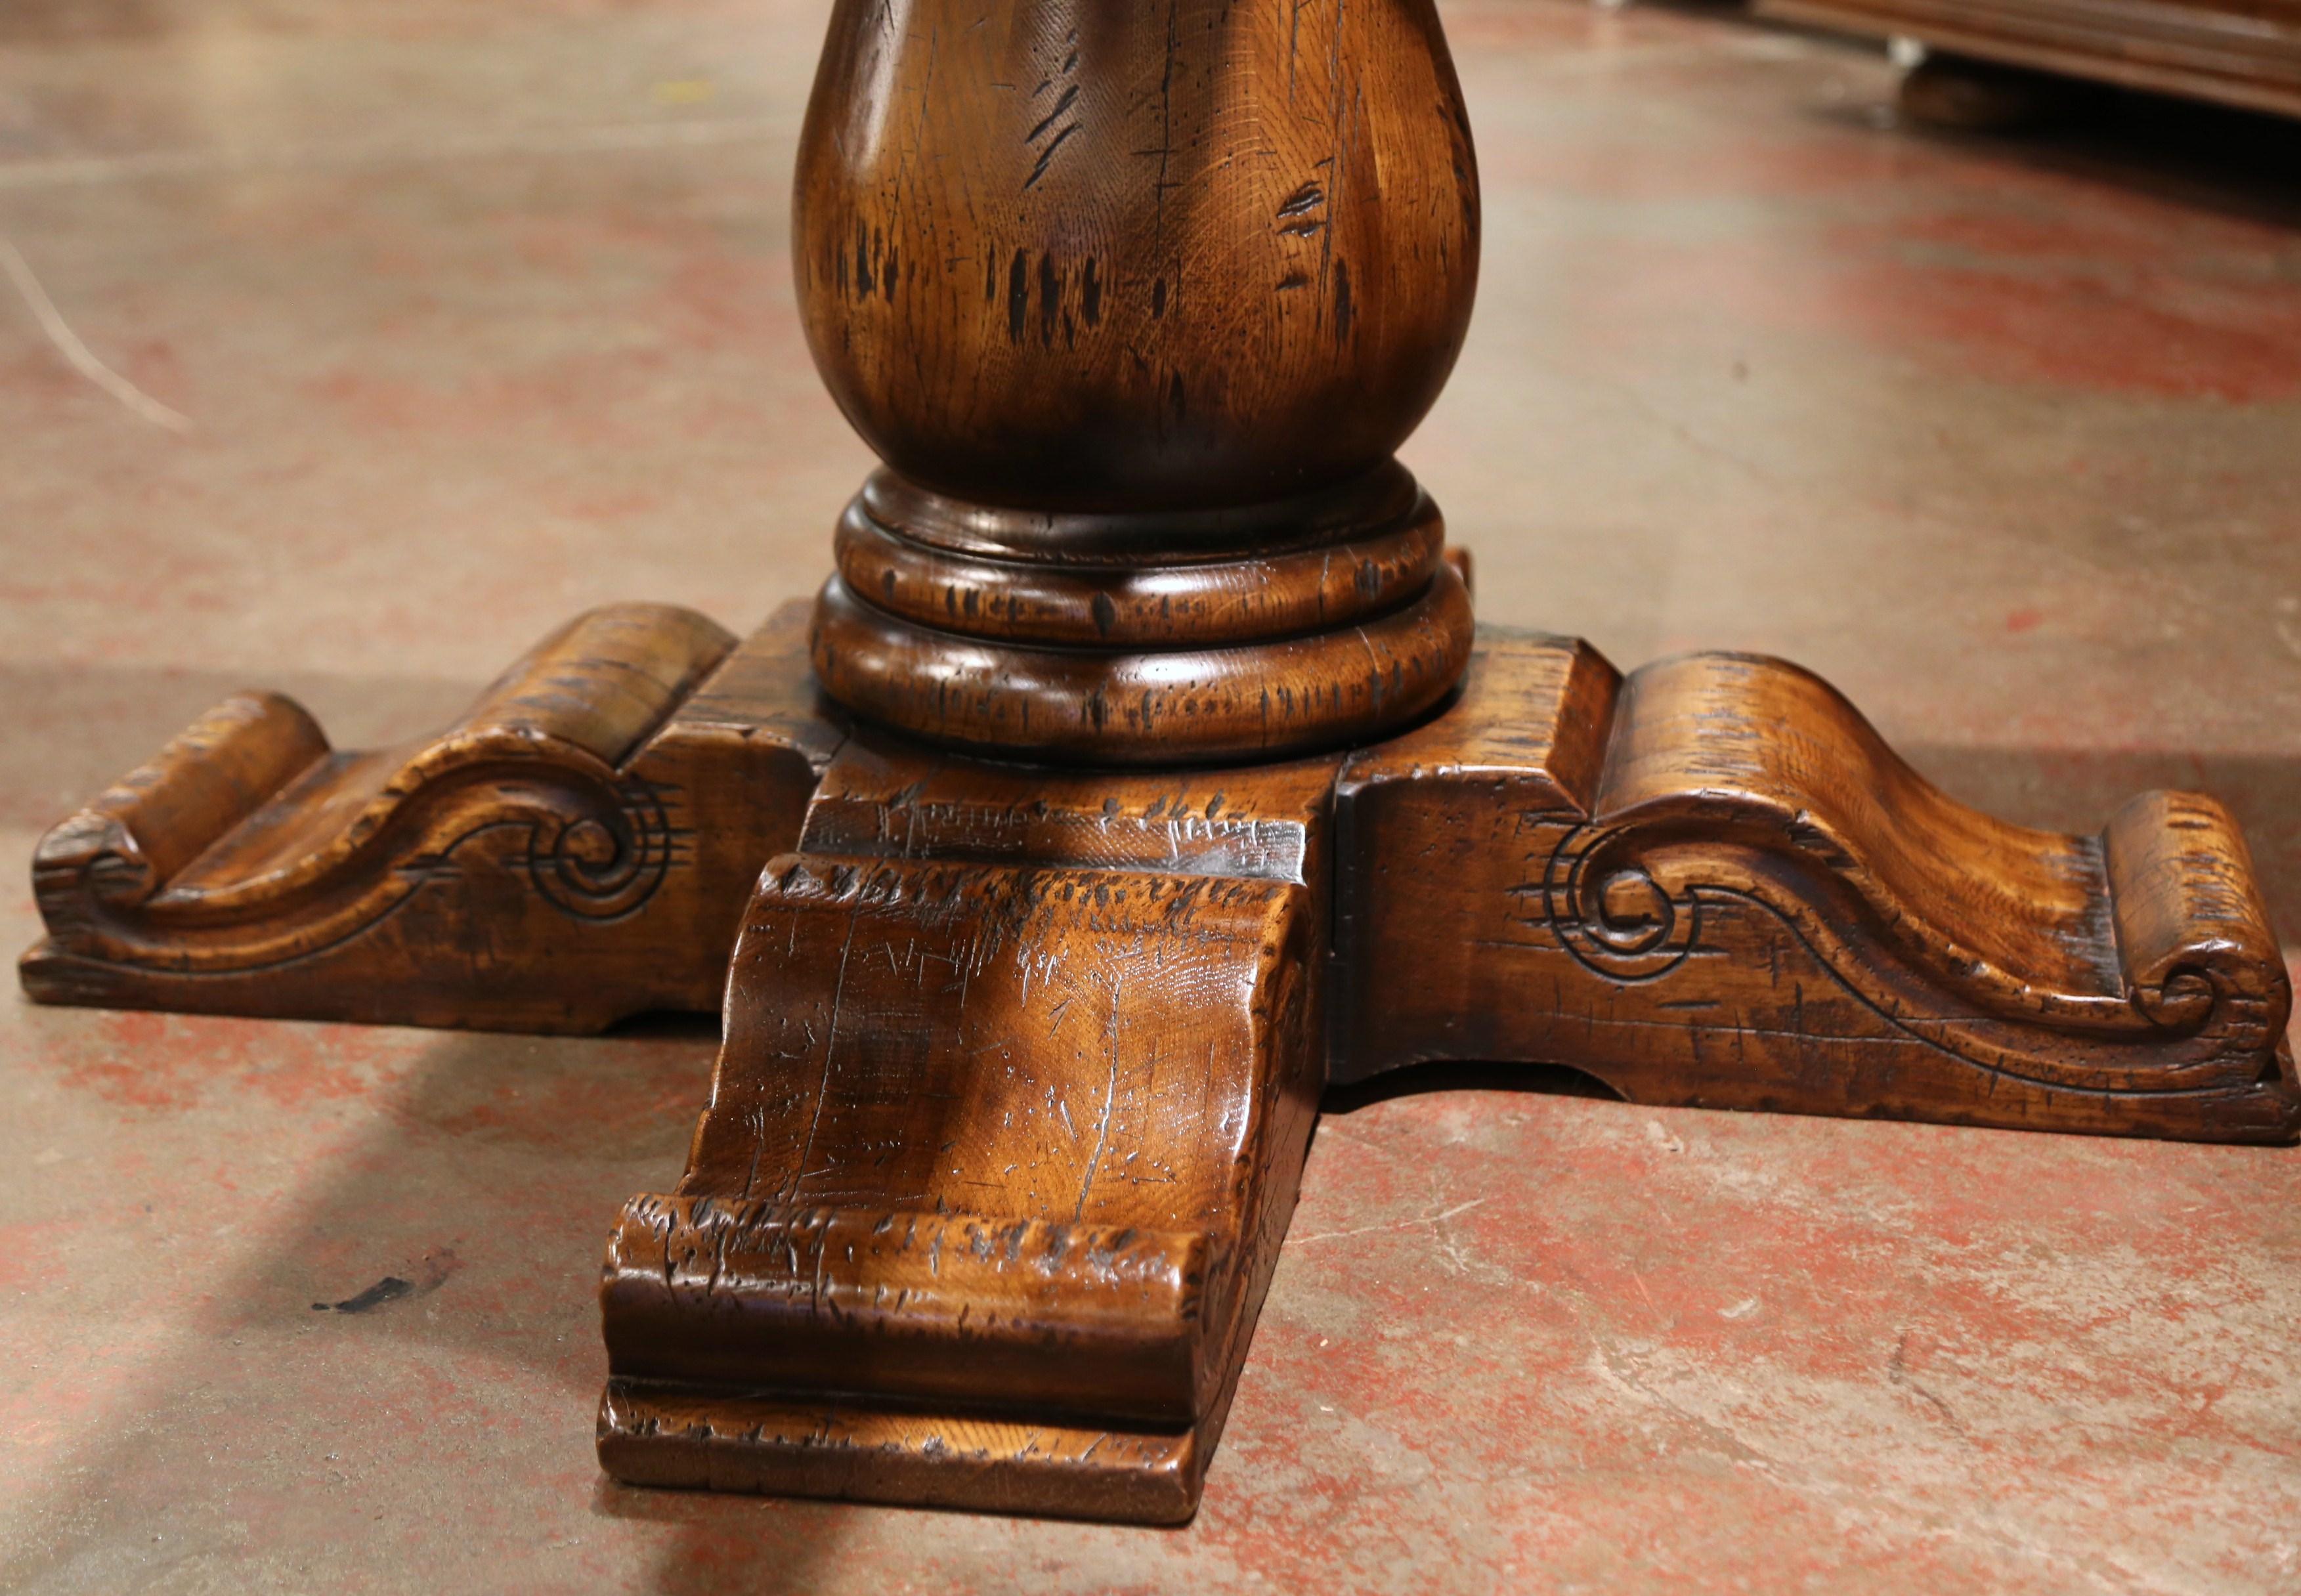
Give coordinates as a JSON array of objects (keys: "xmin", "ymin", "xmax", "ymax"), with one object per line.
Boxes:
[{"xmin": 794, "ymin": 0, "xmax": 1478, "ymax": 760}]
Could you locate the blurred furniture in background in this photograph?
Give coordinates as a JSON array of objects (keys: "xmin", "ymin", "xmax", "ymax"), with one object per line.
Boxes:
[{"xmin": 1759, "ymin": 0, "xmax": 2301, "ymax": 123}]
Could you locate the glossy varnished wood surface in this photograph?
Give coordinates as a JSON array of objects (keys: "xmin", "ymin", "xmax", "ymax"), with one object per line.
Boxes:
[
  {"xmin": 597, "ymin": 633, "xmax": 2296, "ymax": 1522},
  {"xmin": 809, "ymin": 553, "xmax": 1472, "ymax": 763},
  {"xmin": 12, "ymin": 0, "xmax": 2301, "ymax": 1576},
  {"xmin": 599, "ymin": 742, "xmax": 1338, "ymax": 1521},
  {"xmin": 12, "ymin": 0, "xmax": 2298, "ymax": 1538},
  {"xmin": 22, "ymin": 603, "xmax": 844, "ymax": 1031},
  {"xmin": 794, "ymin": 0, "xmax": 1482, "ymax": 760},
  {"xmin": 1331, "ymin": 633, "xmax": 2298, "ymax": 1143},
  {"xmin": 793, "ymin": 0, "xmax": 1479, "ymax": 512},
  {"xmin": 833, "ymin": 464, "xmax": 1447, "ymax": 645}
]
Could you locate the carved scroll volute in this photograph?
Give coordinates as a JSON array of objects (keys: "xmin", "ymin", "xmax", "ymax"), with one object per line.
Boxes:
[{"xmin": 793, "ymin": 0, "xmax": 1480, "ymax": 513}]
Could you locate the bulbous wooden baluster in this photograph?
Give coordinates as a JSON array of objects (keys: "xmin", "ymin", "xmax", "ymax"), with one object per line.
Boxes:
[{"xmin": 795, "ymin": 0, "xmax": 1480, "ymax": 762}]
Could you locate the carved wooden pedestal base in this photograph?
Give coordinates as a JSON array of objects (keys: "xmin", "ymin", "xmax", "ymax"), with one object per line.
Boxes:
[
  {"xmin": 607, "ymin": 618, "xmax": 2296, "ymax": 1522},
  {"xmin": 22, "ymin": 602, "xmax": 836, "ymax": 1031},
  {"xmin": 22, "ymin": 0, "xmax": 2295, "ymax": 1526},
  {"xmin": 26, "ymin": 593, "xmax": 2292, "ymax": 1522}
]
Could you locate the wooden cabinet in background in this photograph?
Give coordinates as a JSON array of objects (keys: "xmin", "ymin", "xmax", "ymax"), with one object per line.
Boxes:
[{"xmin": 1761, "ymin": 0, "xmax": 2301, "ymax": 120}]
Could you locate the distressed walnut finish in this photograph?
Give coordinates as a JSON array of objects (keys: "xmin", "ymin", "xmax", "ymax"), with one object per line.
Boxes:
[
  {"xmin": 1332, "ymin": 635, "xmax": 2297, "ymax": 1144},
  {"xmin": 586, "ymin": 0, "xmax": 2295, "ymax": 1524},
  {"xmin": 796, "ymin": 0, "xmax": 1480, "ymax": 760},
  {"xmin": 597, "ymin": 637, "xmax": 2293, "ymax": 1522},
  {"xmin": 22, "ymin": 603, "xmax": 842, "ymax": 1031},
  {"xmin": 792, "ymin": 0, "xmax": 1478, "ymax": 511},
  {"xmin": 599, "ymin": 743, "xmax": 1337, "ymax": 1521},
  {"xmin": 17, "ymin": 0, "xmax": 2297, "ymax": 1530}
]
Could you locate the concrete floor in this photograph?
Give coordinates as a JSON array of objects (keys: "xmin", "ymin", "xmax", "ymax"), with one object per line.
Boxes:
[{"xmin": 5, "ymin": 1, "xmax": 2301, "ymax": 1591}]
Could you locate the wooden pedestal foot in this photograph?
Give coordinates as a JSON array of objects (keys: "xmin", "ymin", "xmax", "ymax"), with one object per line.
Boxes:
[
  {"xmin": 20, "ymin": 602, "xmax": 840, "ymax": 1032},
  {"xmin": 595, "ymin": 630, "xmax": 2293, "ymax": 1523},
  {"xmin": 1333, "ymin": 634, "xmax": 2298, "ymax": 1144},
  {"xmin": 598, "ymin": 746, "xmax": 1337, "ymax": 1521}
]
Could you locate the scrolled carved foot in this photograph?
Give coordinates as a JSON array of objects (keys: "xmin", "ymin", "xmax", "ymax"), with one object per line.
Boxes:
[
  {"xmin": 20, "ymin": 601, "xmax": 842, "ymax": 1032},
  {"xmin": 596, "ymin": 748, "xmax": 1337, "ymax": 1522},
  {"xmin": 1333, "ymin": 633, "xmax": 2298, "ymax": 1144}
]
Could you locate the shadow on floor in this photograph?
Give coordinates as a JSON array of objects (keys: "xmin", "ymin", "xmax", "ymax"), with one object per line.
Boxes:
[
  {"xmin": 1738, "ymin": 7, "xmax": 2301, "ymax": 227},
  {"xmin": 0, "ymin": 1014, "xmax": 853, "ymax": 1595},
  {"xmin": 1899, "ymin": 79, "xmax": 2301, "ymax": 230},
  {"xmin": 1324, "ymin": 1059, "xmax": 1624, "ymax": 1117}
]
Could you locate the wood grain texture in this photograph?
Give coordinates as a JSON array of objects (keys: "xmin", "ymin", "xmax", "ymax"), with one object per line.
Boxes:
[
  {"xmin": 599, "ymin": 626, "xmax": 2296, "ymax": 1523},
  {"xmin": 832, "ymin": 462, "xmax": 1447, "ymax": 645},
  {"xmin": 795, "ymin": 0, "xmax": 1481, "ymax": 759},
  {"xmin": 793, "ymin": 0, "xmax": 1478, "ymax": 512},
  {"xmin": 1332, "ymin": 631, "xmax": 2300, "ymax": 1144},
  {"xmin": 21, "ymin": 603, "xmax": 844, "ymax": 1031},
  {"xmin": 810, "ymin": 553, "xmax": 1471, "ymax": 764},
  {"xmin": 597, "ymin": 743, "xmax": 1336, "ymax": 1522},
  {"xmin": 1759, "ymin": 0, "xmax": 2301, "ymax": 120}
]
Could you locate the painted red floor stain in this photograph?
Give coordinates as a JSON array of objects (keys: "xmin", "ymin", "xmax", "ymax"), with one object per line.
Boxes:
[
  {"xmin": 401, "ymin": 1045, "xmax": 714, "ymax": 1154},
  {"xmin": 49, "ymin": 1009, "xmax": 410, "ymax": 1112},
  {"xmin": 1581, "ymin": 213, "xmax": 2301, "ymax": 402},
  {"xmin": 1505, "ymin": 73, "xmax": 2301, "ymax": 406},
  {"xmin": 1823, "ymin": 242, "xmax": 2301, "ymax": 403}
]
